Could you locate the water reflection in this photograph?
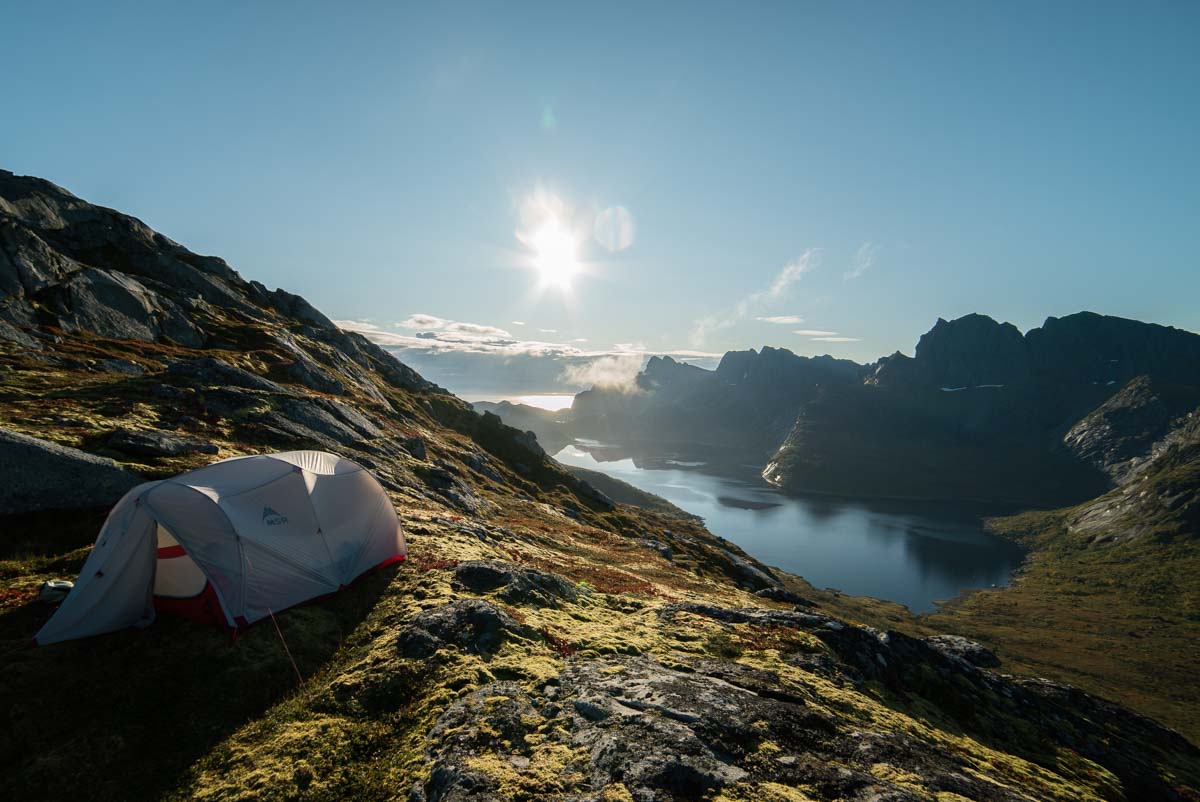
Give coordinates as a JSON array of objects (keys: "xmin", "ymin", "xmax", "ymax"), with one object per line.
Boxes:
[{"xmin": 553, "ymin": 443, "xmax": 1025, "ymax": 613}]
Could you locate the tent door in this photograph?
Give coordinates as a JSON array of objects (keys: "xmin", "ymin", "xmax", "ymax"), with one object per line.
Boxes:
[{"xmin": 153, "ymin": 524, "xmax": 226, "ymax": 627}]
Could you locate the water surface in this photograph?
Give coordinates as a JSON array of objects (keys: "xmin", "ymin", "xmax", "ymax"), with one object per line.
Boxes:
[{"xmin": 553, "ymin": 444, "xmax": 1025, "ymax": 613}]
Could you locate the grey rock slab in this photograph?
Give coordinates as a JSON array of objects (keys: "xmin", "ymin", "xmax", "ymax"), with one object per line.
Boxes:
[
  {"xmin": 0, "ymin": 428, "xmax": 141, "ymax": 514},
  {"xmin": 107, "ymin": 428, "xmax": 219, "ymax": 458}
]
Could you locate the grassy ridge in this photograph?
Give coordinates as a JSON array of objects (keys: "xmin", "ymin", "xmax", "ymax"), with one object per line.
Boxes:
[{"xmin": 924, "ymin": 506, "xmax": 1200, "ymax": 745}]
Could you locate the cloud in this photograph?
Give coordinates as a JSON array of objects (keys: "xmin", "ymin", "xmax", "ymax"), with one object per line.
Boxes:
[
  {"xmin": 844, "ymin": 242, "xmax": 876, "ymax": 280},
  {"xmin": 399, "ymin": 313, "xmax": 450, "ymax": 329},
  {"xmin": 511, "ymin": 320, "xmax": 526, "ymax": 326},
  {"xmin": 444, "ymin": 321, "xmax": 511, "ymax": 337},
  {"xmin": 538, "ymin": 328, "xmax": 557, "ymax": 333},
  {"xmin": 339, "ymin": 318, "xmax": 719, "ymax": 361},
  {"xmin": 394, "ymin": 314, "xmax": 511, "ymax": 338},
  {"xmin": 691, "ymin": 250, "xmax": 820, "ymax": 345},
  {"xmin": 335, "ymin": 319, "xmax": 722, "ymax": 396},
  {"xmin": 793, "ymin": 329, "xmax": 838, "ymax": 336},
  {"xmin": 811, "ymin": 336, "xmax": 861, "ymax": 342},
  {"xmin": 560, "ymin": 354, "xmax": 644, "ymax": 392},
  {"xmin": 755, "ymin": 315, "xmax": 804, "ymax": 325}
]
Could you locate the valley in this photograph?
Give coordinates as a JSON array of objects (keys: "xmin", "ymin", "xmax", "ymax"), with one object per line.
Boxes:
[
  {"xmin": 0, "ymin": 170, "xmax": 1196, "ymax": 801},
  {"xmin": 472, "ymin": 315, "xmax": 1200, "ymax": 747}
]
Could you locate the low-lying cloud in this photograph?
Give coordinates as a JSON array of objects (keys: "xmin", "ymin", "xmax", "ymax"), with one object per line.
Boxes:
[
  {"xmin": 560, "ymin": 354, "xmax": 644, "ymax": 392},
  {"xmin": 337, "ymin": 316, "xmax": 719, "ymax": 396}
]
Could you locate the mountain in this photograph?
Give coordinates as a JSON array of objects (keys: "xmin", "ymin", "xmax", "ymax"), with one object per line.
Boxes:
[
  {"xmin": 499, "ymin": 312, "xmax": 1200, "ymax": 506},
  {"xmin": 471, "ymin": 400, "xmax": 573, "ymax": 454},
  {"xmin": 767, "ymin": 312, "xmax": 1200, "ymax": 504},
  {"xmin": 0, "ymin": 170, "xmax": 1197, "ymax": 800},
  {"xmin": 562, "ymin": 349, "xmax": 864, "ymax": 475}
]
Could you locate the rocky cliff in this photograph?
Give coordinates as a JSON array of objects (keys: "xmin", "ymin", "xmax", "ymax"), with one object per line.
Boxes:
[
  {"xmin": 567, "ymin": 349, "xmax": 864, "ymax": 458},
  {"xmin": 0, "ymin": 171, "xmax": 1196, "ymax": 801},
  {"xmin": 767, "ymin": 312, "xmax": 1200, "ymax": 504},
  {"xmin": 483, "ymin": 311, "xmax": 1199, "ymax": 506}
]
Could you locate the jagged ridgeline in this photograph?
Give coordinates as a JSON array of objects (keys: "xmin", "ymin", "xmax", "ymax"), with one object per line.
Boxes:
[
  {"xmin": 0, "ymin": 170, "xmax": 1197, "ymax": 801},
  {"xmin": 516, "ymin": 314, "xmax": 1200, "ymax": 508}
]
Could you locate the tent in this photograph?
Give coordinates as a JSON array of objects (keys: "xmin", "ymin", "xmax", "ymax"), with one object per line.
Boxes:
[{"xmin": 36, "ymin": 450, "xmax": 406, "ymax": 645}]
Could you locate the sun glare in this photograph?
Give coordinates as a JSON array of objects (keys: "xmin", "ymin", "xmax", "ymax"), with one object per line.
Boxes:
[{"xmin": 528, "ymin": 216, "xmax": 580, "ymax": 289}]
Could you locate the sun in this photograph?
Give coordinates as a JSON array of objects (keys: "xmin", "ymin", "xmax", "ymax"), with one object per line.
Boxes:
[{"xmin": 528, "ymin": 216, "xmax": 580, "ymax": 289}]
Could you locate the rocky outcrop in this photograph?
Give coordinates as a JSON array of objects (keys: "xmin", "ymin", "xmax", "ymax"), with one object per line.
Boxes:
[
  {"xmin": 0, "ymin": 169, "xmax": 438, "ymax": 406},
  {"xmin": 1068, "ymin": 410, "xmax": 1200, "ymax": 545},
  {"xmin": 924, "ymin": 634, "xmax": 1000, "ymax": 667},
  {"xmin": 106, "ymin": 428, "xmax": 219, "ymax": 458},
  {"xmin": 412, "ymin": 645, "xmax": 1194, "ymax": 802},
  {"xmin": 0, "ymin": 428, "xmax": 142, "ymax": 513},
  {"xmin": 46, "ymin": 267, "xmax": 205, "ymax": 347},
  {"xmin": 453, "ymin": 560, "xmax": 580, "ymax": 608},
  {"xmin": 1064, "ymin": 375, "xmax": 1200, "ymax": 483},
  {"xmin": 396, "ymin": 600, "xmax": 535, "ymax": 659},
  {"xmin": 166, "ymin": 357, "xmax": 284, "ymax": 393}
]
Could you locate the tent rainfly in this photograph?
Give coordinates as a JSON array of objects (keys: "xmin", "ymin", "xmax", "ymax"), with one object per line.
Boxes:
[{"xmin": 36, "ymin": 451, "xmax": 406, "ymax": 645}]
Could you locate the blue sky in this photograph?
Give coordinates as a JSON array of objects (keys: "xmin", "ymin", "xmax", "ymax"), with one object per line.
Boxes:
[{"xmin": 4, "ymin": 1, "xmax": 1198, "ymax": 394}]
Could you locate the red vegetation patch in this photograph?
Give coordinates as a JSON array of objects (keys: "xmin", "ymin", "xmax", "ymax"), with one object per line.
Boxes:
[
  {"xmin": 540, "ymin": 626, "xmax": 576, "ymax": 657},
  {"xmin": 0, "ymin": 587, "xmax": 36, "ymax": 610},
  {"xmin": 504, "ymin": 547, "xmax": 655, "ymax": 597},
  {"xmin": 409, "ymin": 555, "xmax": 456, "ymax": 572}
]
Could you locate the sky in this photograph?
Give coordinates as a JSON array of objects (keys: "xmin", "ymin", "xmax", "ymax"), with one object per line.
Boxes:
[{"xmin": 4, "ymin": 1, "xmax": 1198, "ymax": 396}]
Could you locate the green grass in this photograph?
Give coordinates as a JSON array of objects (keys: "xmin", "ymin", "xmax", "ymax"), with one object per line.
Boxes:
[{"xmin": 924, "ymin": 504, "xmax": 1200, "ymax": 745}]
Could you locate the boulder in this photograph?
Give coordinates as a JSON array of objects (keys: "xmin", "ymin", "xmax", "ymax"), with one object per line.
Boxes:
[
  {"xmin": 395, "ymin": 599, "xmax": 533, "ymax": 659},
  {"xmin": 259, "ymin": 286, "xmax": 335, "ymax": 329},
  {"xmin": 0, "ymin": 428, "xmax": 141, "ymax": 513},
  {"xmin": 453, "ymin": 560, "xmax": 579, "ymax": 608},
  {"xmin": 638, "ymin": 538, "xmax": 673, "ymax": 560},
  {"xmin": 106, "ymin": 428, "xmax": 219, "ymax": 458},
  {"xmin": 924, "ymin": 634, "xmax": 1000, "ymax": 668},
  {"xmin": 399, "ymin": 435, "xmax": 427, "ymax": 460},
  {"xmin": 754, "ymin": 586, "xmax": 817, "ymax": 607}
]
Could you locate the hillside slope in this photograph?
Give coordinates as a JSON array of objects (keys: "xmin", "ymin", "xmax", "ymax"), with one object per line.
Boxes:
[
  {"xmin": 0, "ymin": 170, "xmax": 1196, "ymax": 801},
  {"xmin": 923, "ymin": 407, "xmax": 1200, "ymax": 744}
]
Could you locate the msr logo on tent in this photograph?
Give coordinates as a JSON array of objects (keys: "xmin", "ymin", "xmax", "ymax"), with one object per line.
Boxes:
[{"xmin": 262, "ymin": 507, "xmax": 289, "ymax": 526}]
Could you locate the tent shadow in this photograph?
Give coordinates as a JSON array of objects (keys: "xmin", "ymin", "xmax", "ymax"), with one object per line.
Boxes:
[{"xmin": 0, "ymin": 562, "xmax": 400, "ymax": 801}]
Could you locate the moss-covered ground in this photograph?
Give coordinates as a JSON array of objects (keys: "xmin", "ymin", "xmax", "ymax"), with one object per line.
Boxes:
[{"xmin": 1, "ymin": 331, "xmax": 1197, "ymax": 800}]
